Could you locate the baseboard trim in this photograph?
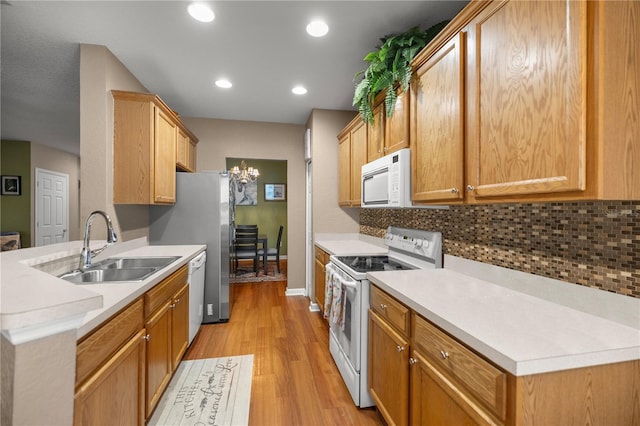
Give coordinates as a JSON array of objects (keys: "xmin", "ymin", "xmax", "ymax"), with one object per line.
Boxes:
[
  {"xmin": 285, "ymin": 288, "xmax": 306, "ymax": 297},
  {"xmin": 308, "ymin": 302, "xmax": 320, "ymax": 312}
]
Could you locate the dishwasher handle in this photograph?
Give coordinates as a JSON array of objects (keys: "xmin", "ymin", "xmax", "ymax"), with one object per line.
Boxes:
[{"xmin": 189, "ymin": 251, "xmax": 207, "ymax": 273}]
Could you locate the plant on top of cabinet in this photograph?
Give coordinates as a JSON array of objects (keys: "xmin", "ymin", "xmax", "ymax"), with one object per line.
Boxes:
[{"xmin": 353, "ymin": 22, "xmax": 448, "ymax": 125}]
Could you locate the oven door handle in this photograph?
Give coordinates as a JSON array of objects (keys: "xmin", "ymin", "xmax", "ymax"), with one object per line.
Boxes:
[{"xmin": 341, "ymin": 280, "xmax": 357, "ymax": 290}]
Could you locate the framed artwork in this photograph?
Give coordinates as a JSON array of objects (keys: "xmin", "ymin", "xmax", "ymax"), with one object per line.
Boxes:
[
  {"xmin": 1, "ymin": 175, "xmax": 21, "ymax": 196},
  {"xmin": 234, "ymin": 181, "xmax": 258, "ymax": 206},
  {"xmin": 265, "ymin": 183, "xmax": 286, "ymax": 201}
]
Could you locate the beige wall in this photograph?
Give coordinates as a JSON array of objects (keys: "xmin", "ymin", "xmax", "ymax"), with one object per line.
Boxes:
[
  {"xmin": 30, "ymin": 143, "xmax": 81, "ymax": 243},
  {"xmin": 79, "ymin": 44, "xmax": 149, "ymax": 241},
  {"xmin": 307, "ymin": 109, "xmax": 360, "ymax": 234},
  {"xmin": 183, "ymin": 117, "xmax": 306, "ymax": 290}
]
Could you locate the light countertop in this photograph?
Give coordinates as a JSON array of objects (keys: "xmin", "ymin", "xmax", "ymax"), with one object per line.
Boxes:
[
  {"xmin": 314, "ymin": 233, "xmax": 387, "ymax": 256},
  {"xmin": 367, "ymin": 262, "xmax": 640, "ymax": 376},
  {"xmin": 1, "ymin": 238, "xmax": 205, "ymax": 340}
]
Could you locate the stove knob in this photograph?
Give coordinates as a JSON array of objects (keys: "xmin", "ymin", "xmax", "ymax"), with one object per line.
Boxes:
[{"xmin": 414, "ymin": 238, "xmax": 423, "ymax": 249}]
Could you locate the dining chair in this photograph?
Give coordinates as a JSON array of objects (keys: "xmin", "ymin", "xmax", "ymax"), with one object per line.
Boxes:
[
  {"xmin": 259, "ymin": 225, "xmax": 283, "ymax": 274},
  {"xmin": 233, "ymin": 225, "xmax": 259, "ymax": 274}
]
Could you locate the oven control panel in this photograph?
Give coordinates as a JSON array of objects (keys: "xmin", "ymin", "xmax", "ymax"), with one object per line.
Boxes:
[{"xmin": 384, "ymin": 226, "xmax": 442, "ymax": 266}]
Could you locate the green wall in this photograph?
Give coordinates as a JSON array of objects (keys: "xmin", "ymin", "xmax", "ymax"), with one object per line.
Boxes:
[
  {"xmin": 227, "ymin": 158, "xmax": 287, "ymax": 255},
  {"xmin": 1, "ymin": 140, "xmax": 31, "ymax": 248}
]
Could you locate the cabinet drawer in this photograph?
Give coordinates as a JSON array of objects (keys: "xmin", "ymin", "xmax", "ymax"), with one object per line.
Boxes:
[
  {"xmin": 370, "ymin": 286, "xmax": 410, "ymax": 336},
  {"xmin": 145, "ymin": 265, "xmax": 188, "ymax": 319},
  {"xmin": 76, "ymin": 298, "xmax": 144, "ymax": 386},
  {"xmin": 412, "ymin": 313, "xmax": 507, "ymax": 420}
]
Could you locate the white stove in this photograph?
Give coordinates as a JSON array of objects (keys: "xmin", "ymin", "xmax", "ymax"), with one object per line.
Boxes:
[{"xmin": 325, "ymin": 227, "xmax": 442, "ymax": 408}]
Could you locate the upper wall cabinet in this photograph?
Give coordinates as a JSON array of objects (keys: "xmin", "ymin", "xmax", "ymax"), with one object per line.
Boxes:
[
  {"xmin": 410, "ymin": 0, "xmax": 639, "ymax": 204},
  {"xmin": 176, "ymin": 127, "xmax": 198, "ymax": 172},
  {"xmin": 338, "ymin": 115, "xmax": 367, "ymax": 207},
  {"xmin": 112, "ymin": 90, "xmax": 197, "ymax": 204},
  {"xmin": 367, "ymin": 90, "xmax": 410, "ymax": 163}
]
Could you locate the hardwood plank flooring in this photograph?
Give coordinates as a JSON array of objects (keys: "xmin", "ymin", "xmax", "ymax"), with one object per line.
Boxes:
[{"xmin": 185, "ymin": 281, "xmax": 383, "ymax": 426}]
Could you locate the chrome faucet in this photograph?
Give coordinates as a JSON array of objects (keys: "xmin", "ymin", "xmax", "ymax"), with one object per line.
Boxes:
[{"xmin": 79, "ymin": 210, "xmax": 118, "ymax": 271}]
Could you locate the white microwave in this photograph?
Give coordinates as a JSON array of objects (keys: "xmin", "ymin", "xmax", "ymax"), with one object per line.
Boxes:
[{"xmin": 361, "ymin": 148, "xmax": 411, "ymax": 208}]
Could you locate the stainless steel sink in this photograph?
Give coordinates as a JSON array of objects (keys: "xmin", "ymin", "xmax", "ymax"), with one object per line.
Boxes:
[
  {"xmin": 58, "ymin": 256, "xmax": 180, "ymax": 284},
  {"xmin": 92, "ymin": 256, "xmax": 180, "ymax": 270},
  {"xmin": 59, "ymin": 267, "xmax": 159, "ymax": 284}
]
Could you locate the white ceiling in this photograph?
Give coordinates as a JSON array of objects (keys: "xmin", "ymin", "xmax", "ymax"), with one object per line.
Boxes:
[{"xmin": 1, "ymin": 0, "xmax": 468, "ymax": 155}]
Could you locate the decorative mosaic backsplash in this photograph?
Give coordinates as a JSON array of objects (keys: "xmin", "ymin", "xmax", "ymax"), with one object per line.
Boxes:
[{"xmin": 360, "ymin": 201, "xmax": 640, "ymax": 298}]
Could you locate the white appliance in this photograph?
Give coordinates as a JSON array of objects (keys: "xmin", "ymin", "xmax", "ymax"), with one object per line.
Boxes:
[
  {"xmin": 361, "ymin": 148, "xmax": 411, "ymax": 208},
  {"xmin": 188, "ymin": 251, "xmax": 207, "ymax": 344},
  {"xmin": 149, "ymin": 172, "xmax": 231, "ymax": 324},
  {"xmin": 327, "ymin": 226, "xmax": 443, "ymax": 408}
]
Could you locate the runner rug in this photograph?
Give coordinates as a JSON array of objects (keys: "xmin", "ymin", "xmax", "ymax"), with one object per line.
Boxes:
[{"xmin": 149, "ymin": 355, "xmax": 254, "ymax": 426}]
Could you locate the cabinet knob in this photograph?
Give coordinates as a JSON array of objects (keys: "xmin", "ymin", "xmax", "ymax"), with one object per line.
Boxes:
[
  {"xmin": 440, "ymin": 350, "xmax": 449, "ymax": 360},
  {"xmin": 380, "ymin": 303, "xmax": 387, "ymax": 310},
  {"xmin": 466, "ymin": 185, "xmax": 475, "ymax": 192},
  {"xmin": 409, "ymin": 357, "xmax": 418, "ymax": 366},
  {"xmin": 143, "ymin": 334, "xmax": 150, "ymax": 341},
  {"xmin": 175, "ymin": 298, "xmax": 180, "ymax": 303},
  {"xmin": 450, "ymin": 188, "xmax": 459, "ymax": 194},
  {"xmin": 170, "ymin": 303, "xmax": 176, "ymax": 309},
  {"xmin": 396, "ymin": 345, "xmax": 405, "ymax": 352}
]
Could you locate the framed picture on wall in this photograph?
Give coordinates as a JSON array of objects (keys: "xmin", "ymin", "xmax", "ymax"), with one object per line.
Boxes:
[
  {"xmin": 265, "ymin": 183, "xmax": 286, "ymax": 201},
  {"xmin": 1, "ymin": 175, "xmax": 21, "ymax": 196}
]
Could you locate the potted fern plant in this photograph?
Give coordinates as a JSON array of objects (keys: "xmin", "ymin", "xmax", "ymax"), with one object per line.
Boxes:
[{"xmin": 353, "ymin": 21, "xmax": 449, "ymax": 124}]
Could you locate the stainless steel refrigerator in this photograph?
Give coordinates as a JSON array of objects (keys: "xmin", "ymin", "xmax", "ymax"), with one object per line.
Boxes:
[{"xmin": 149, "ymin": 171, "xmax": 231, "ymax": 323}]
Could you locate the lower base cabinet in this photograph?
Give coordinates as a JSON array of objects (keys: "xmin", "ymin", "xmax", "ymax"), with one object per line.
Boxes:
[
  {"xmin": 74, "ymin": 329, "xmax": 146, "ymax": 426},
  {"xmin": 74, "ymin": 265, "xmax": 190, "ymax": 425},
  {"xmin": 369, "ymin": 285, "xmax": 640, "ymax": 426}
]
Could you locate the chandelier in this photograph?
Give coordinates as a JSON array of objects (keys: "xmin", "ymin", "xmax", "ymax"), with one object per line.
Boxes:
[{"xmin": 229, "ymin": 160, "xmax": 259, "ymax": 187}]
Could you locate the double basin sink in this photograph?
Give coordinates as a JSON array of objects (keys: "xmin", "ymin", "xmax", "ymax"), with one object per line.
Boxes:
[{"xmin": 59, "ymin": 256, "xmax": 180, "ymax": 284}]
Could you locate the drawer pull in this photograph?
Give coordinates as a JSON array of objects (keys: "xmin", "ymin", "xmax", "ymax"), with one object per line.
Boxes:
[
  {"xmin": 143, "ymin": 334, "xmax": 150, "ymax": 341},
  {"xmin": 409, "ymin": 357, "xmax": 418, "ymax": 366},
  {"xmin": 396, "ymin": 345, "xmax": 405, "ymax": 352},
  {"xmin": 440, "ymin": 350, "xmax": 449, "ymax": 360},
  {"xmin": 380, "ymin": 303, "xmax": 387, "ymax": 310},
  {"xmin": 170, "ymin": 303, "xmax": 176, "ymax": 309}
]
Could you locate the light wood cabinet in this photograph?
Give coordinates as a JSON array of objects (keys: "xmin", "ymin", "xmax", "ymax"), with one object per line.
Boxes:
[
  {"xmin": 74, "ymin": 298, "xmax": 146, "ymax": 426},
  {"xmin": 170, "ymin": 283, "xmax": 189, "ymax": 369},
  {"xmin": 410, "ymin": 0, "xmax": 639, "ymax": 204},
  {"xmin": 367, "ymin": 90, "xmax": 410, "ymax": 163},
  {"xmin": 177, "ymin": 127, "xmax": 198, "ymax": 172},
  {"xmin": 112, "ymin": 90, "xmax": 197, "ymax": 204},
  {"xmin": 370, "ymin": 284, "xmax": 640, "ymax": 426},
  {"xmin": 411, "ymin": 32, "xmax": 465, "ymax": 203},
  {"xmin": 74, "ymin": 329, "xmax": 146, "ymax": 426},
  {"xmin": 144, "ymin": 265, "xmax": 189, "ymax": 420},
  {"xmin": 369, "ymin": 309, "xmax": 410, "ymax": 426},
  {"xmin": 313, "ymin": 246, "xmax": 329, "ymax": 316},
  {"xmin": 337, "ymin": 116, "xmax": 367, "ymax": 207}
]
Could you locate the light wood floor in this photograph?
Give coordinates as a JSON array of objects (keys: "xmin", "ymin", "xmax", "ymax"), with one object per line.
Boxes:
[{"xmin": 185, "ymin": 280, "xmax": 383, "ymax": 426}]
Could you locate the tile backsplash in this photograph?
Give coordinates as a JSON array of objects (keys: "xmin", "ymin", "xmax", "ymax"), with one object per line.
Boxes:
[{"xmin": 360, "ymin": 201, "xmax": 640, "ymax": 298}]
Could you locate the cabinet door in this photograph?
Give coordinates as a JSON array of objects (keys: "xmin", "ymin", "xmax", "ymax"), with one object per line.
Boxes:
[
  {"xmin": 154, "ymin": 107, "xmax": 177, "ymax": 204},
  {"xmin": 350, "ymin": 120, "xmax": 367, "ymax": 206},
  {"xmin": 369, "ymin": 310, "xmax": 409, "ymax": 426},
  {"xmin": 410, "ymin": 349, "xmax": 496, "ymax": 426},
  {"xmin": 176, "ymin": 128, "xmax": 189, "ymax": 170},
  {"xmin": 74, "ymin": 329, "xmax": 146, "ymax": 426},
  {"xmin": 171, "ymin": 283, "xmax": 189, "ymax": 370},
  {"xmin": 385, "ymin": 89, "xmax": 409, "ymax": 154},
  {"xmin": 314, "ymin": 257, "xmax": 326, "ymax": 315},
  {"xmin": 367, "ymin": 103, "xmax": 385, "ymax": 162},
  {"xmin": 338, "ymin": 133, "xmax": 351, "ymax": 206},
  {"xmin": 145, "ymin": 300, "xmax": 172, "ymax": 419},
  {"xmin": 466, "ymin": 0, "xmax": 587, "ymax": 199},
  {"xmin": 411, "ymin": 32, "xmax": 465, "ymax": 203},
  {"xmin": 188, "ymin": 139, "xmax": 197, "ymax": 172}
]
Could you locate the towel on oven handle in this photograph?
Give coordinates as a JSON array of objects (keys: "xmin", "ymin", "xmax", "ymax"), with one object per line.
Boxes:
[{"xmin": 324, "ymin": 264, "xmax": 348, "ymax": 329}]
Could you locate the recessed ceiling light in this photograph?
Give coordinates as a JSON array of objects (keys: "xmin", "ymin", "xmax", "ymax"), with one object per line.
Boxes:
[
  {"xmin": 215, "ymin": 79, "xmax": 232, "ymax": 89},
  {"xmin": 306, "ymin": 20, "xmax": 329, "ymax": 37},
  {"xmin": 292, "ymin": 86, "xmax": 307, "ymax": 95},
  {"xmin": 187, "ymin": 3, "xmax": 214, "ymax": 23}
]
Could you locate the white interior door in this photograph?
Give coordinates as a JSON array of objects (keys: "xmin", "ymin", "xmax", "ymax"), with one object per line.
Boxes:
[{"xmin": 35, "ymin": 168, "xmax": 69, "ymax": 246}]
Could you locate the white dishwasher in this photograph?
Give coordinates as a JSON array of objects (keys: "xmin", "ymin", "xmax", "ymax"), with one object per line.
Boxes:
[{"xmin": 188, "ymin": 251, "xmax": 207, "ymax": 344}]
